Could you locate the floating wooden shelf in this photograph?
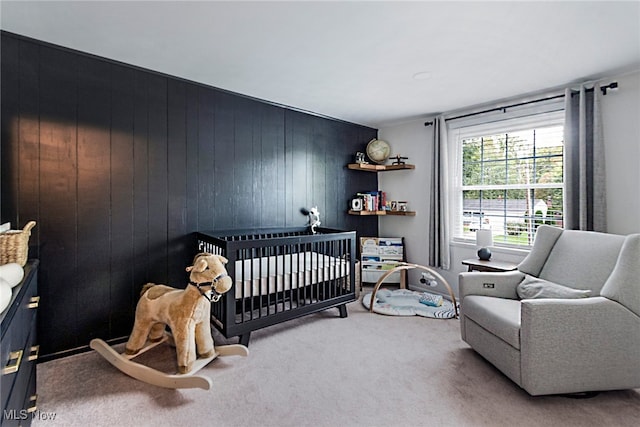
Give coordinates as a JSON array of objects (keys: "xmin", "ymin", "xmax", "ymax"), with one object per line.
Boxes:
[
  {"xmin": 348, "ymin": 162, "xmax": 416, "ymax": 217},
  {"xmin": 347, "ymin": 163, "xmax": 415, "ymax": 172},
  {"xmin": 348, "ymin": 210, "xmax": 416, "ymax": 216}
]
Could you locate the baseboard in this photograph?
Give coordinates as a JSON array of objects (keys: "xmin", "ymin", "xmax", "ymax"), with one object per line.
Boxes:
[
  {"xmin": 408, "ymin": 283, "xmax": 455, "ymax": 301},
  {"xmin": 38, "ymin": 336, "xmax": 129, "ymax": 363}
]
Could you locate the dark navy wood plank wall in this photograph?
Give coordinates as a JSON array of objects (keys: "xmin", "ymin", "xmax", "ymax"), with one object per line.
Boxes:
[{"xmin": 0, "ymin": 32, "xmax": 378, "ymax": 359}]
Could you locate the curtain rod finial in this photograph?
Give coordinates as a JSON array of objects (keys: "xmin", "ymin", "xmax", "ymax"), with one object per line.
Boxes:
[{"xmin": 601, "ymin": 81, "xmax": 619, "ymax": 95}]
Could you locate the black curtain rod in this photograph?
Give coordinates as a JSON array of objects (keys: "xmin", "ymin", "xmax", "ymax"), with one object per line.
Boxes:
[{"xmin": 424, "ymin": 81, "xmax": 618, "ymax": 126}]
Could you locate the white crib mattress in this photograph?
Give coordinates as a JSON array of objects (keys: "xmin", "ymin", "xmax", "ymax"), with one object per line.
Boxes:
[{"xmin": 234, "ymin": 251, "xmax": 350, "ymax": 299}]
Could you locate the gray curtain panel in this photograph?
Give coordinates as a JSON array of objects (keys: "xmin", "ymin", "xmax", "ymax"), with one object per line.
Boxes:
[
  {"xmin": 428, "ymin": 116, "xmax": 450, "ymax": 269},
  {"xmin": 564, "ymin": 84, "xmax": 607, "ymax": 231}
]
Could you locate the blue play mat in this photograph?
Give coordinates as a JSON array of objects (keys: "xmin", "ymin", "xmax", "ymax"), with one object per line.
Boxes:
[{"xmin": 362, "ymin": 289, "xmax": 456, "ymax": 319}]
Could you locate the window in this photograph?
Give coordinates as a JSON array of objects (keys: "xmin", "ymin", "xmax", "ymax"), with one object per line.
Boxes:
[{"xmin": 451, "ymin": 111, "xmax": 565, "ymax": 248}]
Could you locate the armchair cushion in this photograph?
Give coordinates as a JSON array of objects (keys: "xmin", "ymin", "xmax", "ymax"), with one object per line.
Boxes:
[
  {"xmin": 462, "ymin": 296, "xmax": 521, "ymax": 349},
  {"xmin": 537, "ymin": 228, "xmax": 625, "ymax": 293},
  {"xmin": 516, "ymin": 274, "xmax": 591, "ymax": 299}
]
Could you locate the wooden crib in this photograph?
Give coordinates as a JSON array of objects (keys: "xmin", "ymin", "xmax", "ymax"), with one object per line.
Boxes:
[{"xmin": 196, "ymin": 227, "xmax": 357, "ymax": 346}]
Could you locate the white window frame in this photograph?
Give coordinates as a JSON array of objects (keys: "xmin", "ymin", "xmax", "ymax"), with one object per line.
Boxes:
[{"xmin": 447, "ymin": 108, "xmax": 565, "ymax": 249}]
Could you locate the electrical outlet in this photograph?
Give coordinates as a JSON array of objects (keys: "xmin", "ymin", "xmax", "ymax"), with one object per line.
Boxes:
[{"xmin": 483, "ymin": 283, "xmax": 495, "ymax": 289}]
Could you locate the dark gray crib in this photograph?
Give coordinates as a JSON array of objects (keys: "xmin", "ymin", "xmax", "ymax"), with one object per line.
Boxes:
[{"xmin": 196, "ymin": 227, "xmax": 357, "ymax": 346}]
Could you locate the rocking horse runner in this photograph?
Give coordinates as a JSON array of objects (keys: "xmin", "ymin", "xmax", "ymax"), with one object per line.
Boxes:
[{"xmin": 91, "ymin": 252, "xmax": 248, "ymax": 390}]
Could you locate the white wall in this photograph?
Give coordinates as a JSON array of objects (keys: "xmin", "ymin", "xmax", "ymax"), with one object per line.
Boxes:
[
  {"xmin": 601, "ymin": 71, "xmax": 640, "ymax": 234},
  {"xmin": 378, "ymin": 70, "xmax": 640, "ymax": 296}
]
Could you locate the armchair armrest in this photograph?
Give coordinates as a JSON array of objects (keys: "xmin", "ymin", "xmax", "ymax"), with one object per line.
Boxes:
[
  {"xmin": 520, "ymin": 297, "xmax": 640, "ymax": 395},
  {"xmin": 459, "ymin": 270, "xmax": 524, "ymax": 301}
]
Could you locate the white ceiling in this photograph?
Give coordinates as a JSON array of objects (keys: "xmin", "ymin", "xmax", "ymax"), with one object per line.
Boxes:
[{"xmin": 1, "ymin": 1, "xmax": 639, "ymax": 128}]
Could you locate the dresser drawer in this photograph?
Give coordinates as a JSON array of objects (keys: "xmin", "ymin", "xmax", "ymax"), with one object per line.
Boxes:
[
  {"xmin": 1, "ymin": 280, "xmax": 37, "ymax": 404},
  {"xmin": 2, "ymin": 326, "xmax": 38, "ymax": 426},
  {"xmin": 1, "ymin": 287, "xmax": 38, "ymax": 366},
  {"xmin": 2, "ymin": 328, "xmax": 37, "ymax": 426}
]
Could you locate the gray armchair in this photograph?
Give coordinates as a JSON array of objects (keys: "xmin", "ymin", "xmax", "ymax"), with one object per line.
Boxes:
[{"xmin": 459, "ymin": 225, "xmax": 640, "ymax": 396}]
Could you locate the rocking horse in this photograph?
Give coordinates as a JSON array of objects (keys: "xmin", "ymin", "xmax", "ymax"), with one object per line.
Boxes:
[{"xmin": 91, "ymin": 252, "xmax": 248, "ymax": 390}]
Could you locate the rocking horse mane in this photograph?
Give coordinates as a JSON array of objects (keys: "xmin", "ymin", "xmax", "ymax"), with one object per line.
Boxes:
[
  {"xmin": 140, "ymin": 282, "xmax": 156, "ymax": 297},
  {"xmin": 140, "ymin": 283, "xmax": 177, "ymax": 300}
]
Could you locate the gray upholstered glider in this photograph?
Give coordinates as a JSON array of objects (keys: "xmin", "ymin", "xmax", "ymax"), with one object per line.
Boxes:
[{"xmin": 459, "ymin": 225, "xmax": 640, "ymax": 396}]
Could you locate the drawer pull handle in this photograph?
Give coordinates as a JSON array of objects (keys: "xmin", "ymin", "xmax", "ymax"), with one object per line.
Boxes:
[
  {"xmin": 28, "ymin": 394, "xmax": 38, "ymax": 413},
  {"xmin": 28, "ymin": 345, "xmax": 40, "ymax": 361},
  {"xmin": 2, "ymin": 350, "xmax": 23, "ymax": 375},
  {"xmin": 28, "ymin": 295, "xmax": 40, "ymax": 309}
]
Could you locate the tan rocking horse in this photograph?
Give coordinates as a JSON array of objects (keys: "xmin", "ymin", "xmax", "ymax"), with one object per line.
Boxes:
[{"xmin": 91, "ymin": 253, "xmax": 248, "ymax": 390}]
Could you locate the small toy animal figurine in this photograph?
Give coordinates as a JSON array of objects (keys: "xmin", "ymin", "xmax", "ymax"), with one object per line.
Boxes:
[
  {"xmin": 308, "ymin": 206, "xmax": 321, "ymax": 234},
  {"xmin": 125, "ymin": 252, "xmax": 233, "ymax": 374}
]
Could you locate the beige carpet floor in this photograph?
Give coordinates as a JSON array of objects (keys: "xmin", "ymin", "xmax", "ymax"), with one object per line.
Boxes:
[{"xmin": 32, "ymin": 293, "xmax": 640, "ymax": 427}]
